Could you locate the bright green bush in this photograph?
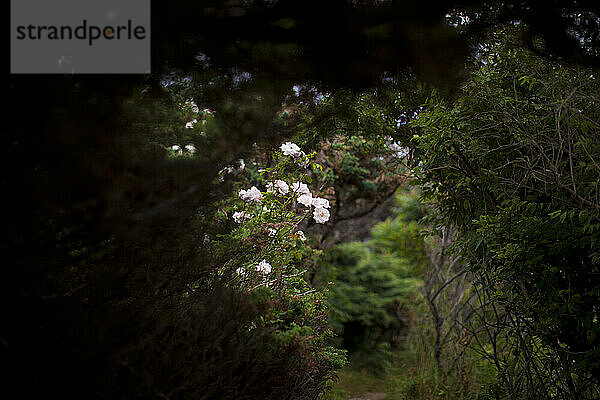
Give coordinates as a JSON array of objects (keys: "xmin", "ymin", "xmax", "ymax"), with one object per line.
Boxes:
[{"xmin": 316, "ymin": 188, "xmax": 425, "ymax": 372}]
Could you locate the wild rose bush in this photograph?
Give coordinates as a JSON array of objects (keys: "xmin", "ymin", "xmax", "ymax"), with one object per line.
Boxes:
[
  {"xmin": 225, "ymin": 142, "xmax": 331, "ymax": 291},
  {"xmin": 211, "ymin": 141, "xmax": 346, "ymax": 390},
  {"xmin": 164, "ymin": 97, "xmax": 213, "ymax": 158}
]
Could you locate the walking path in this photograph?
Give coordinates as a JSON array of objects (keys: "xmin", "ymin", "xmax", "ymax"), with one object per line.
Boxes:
[{"xmin": 348, "ymin": 393, "xmax": 386, "ymax": 400}]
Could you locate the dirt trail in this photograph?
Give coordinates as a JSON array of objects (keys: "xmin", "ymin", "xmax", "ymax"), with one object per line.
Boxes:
[{"xmin": 348, "ymin": 392, "xmax": 386, "ymax": 400}]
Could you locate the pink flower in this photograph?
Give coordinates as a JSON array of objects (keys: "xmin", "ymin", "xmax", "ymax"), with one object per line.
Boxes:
[{"xmin": 239, "ymin": 186, "xmax": 263, "ymax": 203}]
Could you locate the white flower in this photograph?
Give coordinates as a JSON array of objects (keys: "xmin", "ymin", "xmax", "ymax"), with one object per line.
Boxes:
[
  {"xmin": 386, "ymin": 139, "xmax": 409, "ymax": 158},
  {"xmin": 232, "ymin": 211, "xmax": 251, "ymax": 223},
  {"xmin": 267, "ymin": 180, "xmax": 289, "ymax": 195},
  {"xmin": 236, "ymin": 267, "xmax": 246, "ymax": 276},
  {"xmin": 185, "ymin": 144, "xmax": 196, "ymax": 154},
  {"xmin": 238, "ymin": 159, "xmax": 245, "ymax": 170},
  {"xmin": 297, "ymin": 231, "xmax": 306, "ymax": 241},
  {"xmin": 274, "ymin": 179, "xmax": 289, "ymax": 195},
  {"xmin": 291, "ymin": 182, "xmax": 311, "ymax": 196},
  {"xmin": 219, "ymin": 166, "xmax": 234, "ymax": 175},
  {"xmin": 185, "ymin": 119, "xmax": 198, "ymax": 129},
  {"xmin": 239, "ymin": 186, "xmax": 263, "ymax": 203},
  {"xmin": 313, "ymin": 207, "xmax": 330, "ymax": 224},
  {"xmin": 268, "ymin": 228, "xmax": 277, "ymax": 237},
  {"xmin": 184, "ymin": 100, "xmax": 200, "ymax": 114},
  {"xmin": 256, "ymin": 259, "xmax": 272, "ymax": 274},
  {"xmin": 171, "ymin": 145, "xmax": 183, "ymax": 155},
  {"xmin": 298, "ymin": 193, "xmax": 313, "ymax": 207},
  {"xmin": 311, "ymin": 197, "xmax": 330, "ymax": 209},
  {"xmin": 280, "ymin": 142, "xmax": 302, "ymax": 157}
]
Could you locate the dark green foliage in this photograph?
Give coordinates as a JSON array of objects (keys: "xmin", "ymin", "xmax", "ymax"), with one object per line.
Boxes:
[
  {"xmin": 6, "ymin": 3, "xmax": 600, "ymax": 399},
  {"xmin": 0, "ymin": 76, "xmax": 334, "ymax": 399},
  {"xmin": 411, "ymin": 35, "xmax": 600, "ymax": 397}
]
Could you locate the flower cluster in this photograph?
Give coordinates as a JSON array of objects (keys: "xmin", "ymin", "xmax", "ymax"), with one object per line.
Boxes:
[
  {"xmin": 229, "ymin": 142, "xmax": 331, "ymax": 292},
  {"xmin": 290, "ymin": 181, "xmax": 331, "ymax": 224},
  {"xmin": 256, "ymin": 259, "xmax": 272, "ymax": 274},
  {"xmin": 291, "ymin": 182, "xmax": 310, "ymax": 195},
  {"xmin": 182, "ymin": 100, "xmax": 200, "ymax": 129},
  {"xmin": 183, "ymin": 99, "xmax": 200, "ymax": 114},
  {"xmin": 266, "ymin": 179, "xmax": 289, "ymax": 195},
  {"xmin": 276, "ymin": 179, "xmax": 330, "ymax": 224},
  {"xmin": 384, "ymin": 135, "xmax": 409, "ymax": 159},
  {"xmin": 239, "ymin": 186, "xmax": 263, "ymax": 203},
  {"xmin": 235, "ymin": 259, "xmax": 272, "ymax": 278},
  {"xmin": 280, "ymin": 142, "xmax": 302, "ymax": 157},
  {"xmin": 281, "ymin": 141, "xmax": 309, "ymax": 167},
  {"xmin": 170, "ymin": 144, "xmax": 196, "ymax": 156},
  {"xmin": 218, "ymin": 159, "xmax": 245, "ymax": 177},
  {"xmin": 232, "ymin": 211, "xmax": 252, "ymax": 223},
  {"xmin": 182, "ymin": 101, "xmax": 213, "ymax": 130},
  {"xmin": 234, "ymin": 142, "xmax": 330, "ymax": 225}
]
